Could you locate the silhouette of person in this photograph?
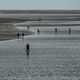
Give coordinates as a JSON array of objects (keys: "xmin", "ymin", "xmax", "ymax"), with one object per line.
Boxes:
[
  {"xmin": 69, "ymin": 28, "xmax": 71, "ymax": 35},
  {"xmin": 26, "ymin": 43, "xmax": 30, "ymax": 56},
  {"xmin": 37, "ymin": 29, "xmax": 40, "ymax": 35},
  {"xmin": 27, "ymin": 26, "xmax": 29, "ymax": 30},
  {"xmin": 22, "ymin": 32, "xmax": 24, "ymax": 40},
  {"xmin": 17, "ymin": 33, "xmax": 20, "ymax": 39},
  {"xmin": 55, "ymin": 28, "xmax": 57, "ymax": 35}
]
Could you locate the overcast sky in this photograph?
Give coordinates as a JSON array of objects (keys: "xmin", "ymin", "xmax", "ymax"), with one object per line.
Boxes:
[{"xmin": 0, "ymin": 0, "xmax": 80, "ymax": 10}]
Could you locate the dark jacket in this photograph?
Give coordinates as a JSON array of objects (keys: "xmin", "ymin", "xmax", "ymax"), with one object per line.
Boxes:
[{"xmin": 26, "ymin": 44, "xmax": 30, "ymax": 50}]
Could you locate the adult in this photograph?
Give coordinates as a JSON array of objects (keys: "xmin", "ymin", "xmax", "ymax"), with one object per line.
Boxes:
[
  {"xmin": 26, "ymin": 43, "xmax": 30, "ymax": 56},
  {"xmin": 17, "ymin": 33, "xmax": 20, "ymax": 39}
]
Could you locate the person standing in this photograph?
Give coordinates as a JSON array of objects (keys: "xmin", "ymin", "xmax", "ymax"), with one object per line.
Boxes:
[
  {"xmin": 26, "ymin": 43, "xmax": 30, "ymax": 56},
  {"xmin": 69, "ymin": 28, "xmax": 71, "ymax": 35},
  {"xmin": 55, "ymin": 28, "xmax": 57, "ymax": 35},
  {"xmin": 27, "ymin": 26, "xmax": 29, "ymax": 30},
  {"xmin": 22, "ymin": 32, "xmax": 24, "ymax": 40},
  {"xmin": 37, "ymin": 29, "xmax": 40, "ymax": 35},
  {"xmin": 17, "ymin": 33, "xmax": 20, "ymax": 39}
]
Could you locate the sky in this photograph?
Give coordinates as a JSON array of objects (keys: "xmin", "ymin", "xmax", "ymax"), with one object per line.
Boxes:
[{"xmin": 0, "ymin": 0, "xmax": 80, "ymax": 10}]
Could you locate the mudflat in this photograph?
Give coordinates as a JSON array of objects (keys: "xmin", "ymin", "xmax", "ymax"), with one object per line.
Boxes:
[
  {"xmin": 0, "ymin": 12, "xmax": 80, "ymax": 40},
  {"xmin": 0, "ymin": 25, "xmax": 34, "ymax": 41}
]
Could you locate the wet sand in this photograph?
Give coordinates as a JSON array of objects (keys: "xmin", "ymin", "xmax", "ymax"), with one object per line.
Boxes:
[
  {"xmin": 0, "ymin": 28, "xmax": 80, "ymax": 80},
  {"xmin": 0, "ymin": 13, "xmax": 80, "ymax": 41},
  {"xmin": 0, "ymin": 25, "xmax": 34, "ymax": 41},
  {"xmin": 1, "ymin": 25, "xmax": 80, "ymax": 41},
  {"xmin": 0, "ymin": 13, "xmax": 80, "ymax": 80}
]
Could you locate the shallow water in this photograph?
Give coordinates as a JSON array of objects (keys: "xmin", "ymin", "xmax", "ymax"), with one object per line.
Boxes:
[{"xmin": 0, "ymin": 27, "xmax": 80, "ymax": 80}]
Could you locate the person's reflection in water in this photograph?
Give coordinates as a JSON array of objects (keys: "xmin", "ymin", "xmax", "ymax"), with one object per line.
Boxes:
[{"xmin": 26, "ymin": 43, "xmax": 30, "ymax": 57}]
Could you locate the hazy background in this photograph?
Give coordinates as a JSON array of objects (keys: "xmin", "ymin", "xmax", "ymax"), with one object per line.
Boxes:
[{"xmin": 0, "ymin": 0, "xmax": 80, "ymax": 10}]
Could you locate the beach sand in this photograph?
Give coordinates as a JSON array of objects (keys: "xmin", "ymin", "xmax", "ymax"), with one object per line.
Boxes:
[{"xmin": 0, "ymin": 25, "xmax": 34, "ymax": 41}]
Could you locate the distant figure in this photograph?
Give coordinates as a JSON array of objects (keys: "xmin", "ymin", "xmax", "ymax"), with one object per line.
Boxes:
[
  {"xmin": 26, "ymin": 43, "xmax": 30, "ymax": 56},
  {"xmin": 27, "ymin": 26, "xmax": 29, "ymax": 30},
  {"xmin": 69, "ymin": 28, "xmax": 71, "ymax": 35},
  {"xmin": 38, "ymin": 18, "xmax": 41, "ymax": 21},
  {"xmin": 17, "ymin": 33, "xmax": 20, "ymax": 39},
  {"xmin": 55, "ymin": 28, "xmax": 57, "ymax": 35},
  {"xmin": 22, "ymin": 32, "xmax": 24, "ymax": 40},
  {"xmin": 37, "ymin": 29, "xmax": 40, "ymax": 35}
]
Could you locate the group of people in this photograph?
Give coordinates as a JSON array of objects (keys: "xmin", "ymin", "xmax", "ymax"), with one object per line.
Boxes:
[
  {"xmin": 17, "ymin": 32, "xmax": 24, "ymax": 39},
  {"xmin": 17, "ymin": 29, "xmax": 40, "ymax": 40},
  {"xmin": 37, "ymin": 28, "xmax": 71, "ymax": 35},
  {"xmin": 54, "ymin": 28, "xmax": 71, "ymax": 35},
  {"xmin": 17, "ymin": 33, "xmax": 30, "ymax": 57}
]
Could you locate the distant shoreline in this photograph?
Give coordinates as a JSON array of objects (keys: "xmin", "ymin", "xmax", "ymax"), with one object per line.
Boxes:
[{"xmin": 0, "ymin": 10, "xmax": 80, "ymax": 14}]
